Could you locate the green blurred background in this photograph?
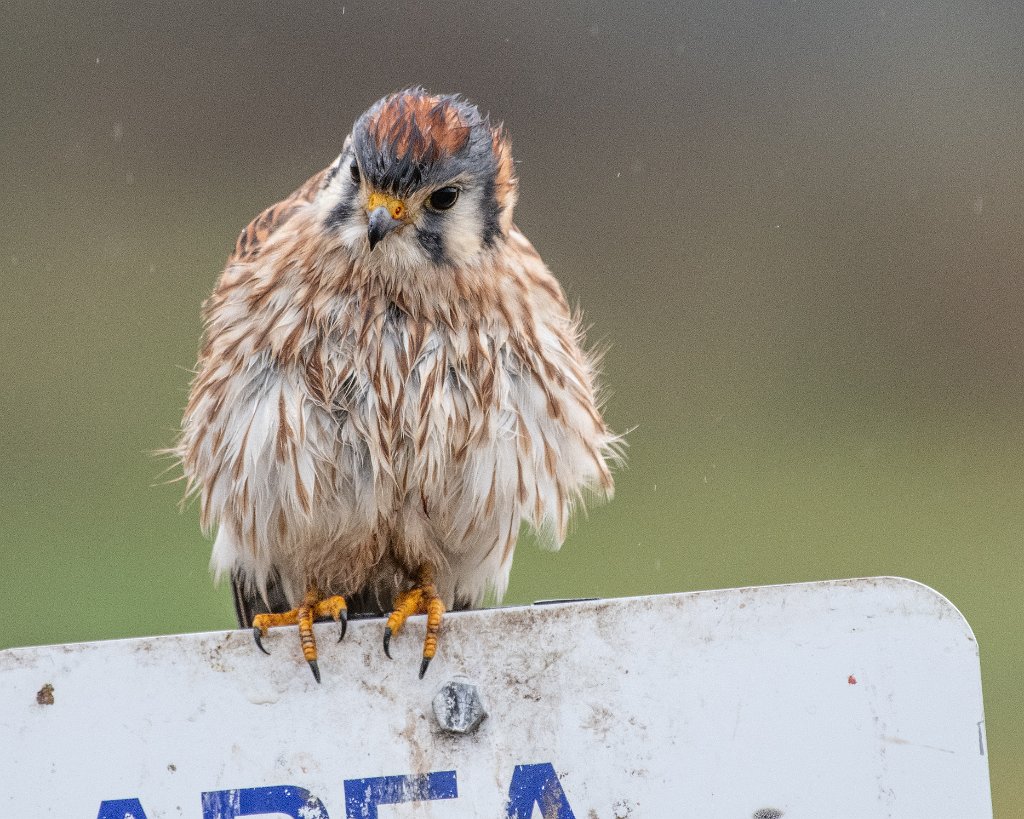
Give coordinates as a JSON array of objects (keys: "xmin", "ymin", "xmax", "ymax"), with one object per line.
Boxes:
[{"xmin": 2, "ymin": 0, "xmax": 1021, "ymax": 811}]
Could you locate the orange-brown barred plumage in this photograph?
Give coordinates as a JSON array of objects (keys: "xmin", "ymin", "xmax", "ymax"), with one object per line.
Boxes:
[{"xmin": 232, "ymin": 167, "xmax": 331, "ymax": 263}]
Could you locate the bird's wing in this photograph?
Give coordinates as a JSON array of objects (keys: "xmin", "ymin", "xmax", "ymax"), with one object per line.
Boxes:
[
  {"xmin": 213, "ymin": 164, "xmax": 334, "ymax": 630},
  {"xmin": 229, "ymin": 165, "xmax": 334, "ymax": 265}
]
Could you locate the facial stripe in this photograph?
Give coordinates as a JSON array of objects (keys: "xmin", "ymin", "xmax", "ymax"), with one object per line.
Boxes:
[
  {"xmin": 325, "ymin": 190, "xmax": 356, "ymax": 230},
  {"xmin": 324, "ymin": 150, "xmax": 359, "ymax": 230},
  {"xmin": 479, "ymin": 174, "xmax": 501, "ymax": 247},
  {"xmin": 416, "ymin": 227, "xmax": 446, "ymax": 265}
]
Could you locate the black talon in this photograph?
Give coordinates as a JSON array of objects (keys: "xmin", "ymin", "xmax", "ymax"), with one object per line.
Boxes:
[
  {"xmin": 337, "ymin": 610, "xmax": 348, "ymax": 642},
  {"xmin": 383, "ymin": 627, "xmax": 393, "ymax": 659},
  {"xmin": 252, "ymin": 627, "xmax": 270, "ymax": 656},
  {"xmin": 308, "ymin": 659, "xmax": 321, "ymax": 684},
  {"xmin": 419, "ymin": 657, "xmax": 432, "ymax": 679}
]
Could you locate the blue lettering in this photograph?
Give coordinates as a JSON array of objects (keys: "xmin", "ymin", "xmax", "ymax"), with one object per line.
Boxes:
[
  {"xmin": 201, "ymin": 785, "xmax": 328, "ymax": 819},
  {"xmin": 97, "ymin": 799, "xmax": 149, "ymax": 819},
  {"xmin": 343, "ymin": 770, "xmax": 457, "ymax": 818},
  {"xmin": 101, "ymin": 761, "xmax": 579, "ymax": 817},
  {"xmin": 505, "ymin": 763, "xmax": 577, "ymax": 819}
]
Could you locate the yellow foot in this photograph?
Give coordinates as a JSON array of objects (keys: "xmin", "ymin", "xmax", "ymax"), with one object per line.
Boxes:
[
  {"xmin": 383, "ymin": 564, "xmax": 446, "ymax": 679},
  {"xmin": 251, "ymin": 586, "xmax": 347, "ymax": 683}
]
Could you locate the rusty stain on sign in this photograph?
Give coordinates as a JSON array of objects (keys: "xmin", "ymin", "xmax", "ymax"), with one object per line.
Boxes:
[{"xmin": 35, "ymin": 683, "xmax": 54, "ymax": 706}]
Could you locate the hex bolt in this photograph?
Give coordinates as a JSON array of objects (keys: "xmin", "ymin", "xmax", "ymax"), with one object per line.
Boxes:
[{"xmin": 432, "ymin": 678, "xmax": 487, "ymax": 734}]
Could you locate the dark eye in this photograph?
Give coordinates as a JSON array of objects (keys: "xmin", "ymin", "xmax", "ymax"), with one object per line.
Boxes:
[
  {"xmin": 349, "ymin": 161, "xmax": 360, "ymax": 185},
  {"xmin": 428, "ymin": 186, "xmax": 459, "ymax": 210}
]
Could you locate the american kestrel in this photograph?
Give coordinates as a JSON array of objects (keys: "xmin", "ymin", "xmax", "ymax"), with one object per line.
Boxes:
[{"xmin": 178, "ymin": 89, "xmax": 618, "ymax": 681}]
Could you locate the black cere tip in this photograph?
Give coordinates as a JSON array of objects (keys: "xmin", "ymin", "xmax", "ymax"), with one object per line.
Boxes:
[
  {"xmin": 383, "ymin": 627, "xmax": 393, "ymax": 659},
  {"xmin": 308, "ymin": 659, "xmax": 321, "ymax": 684},
  {"xmin": 419, "ymin": 657, "xmax": 432, "ymax": 680},
  {"xmin": 253, "ymin": 628, "xmax": 270, "ymax": 656}
]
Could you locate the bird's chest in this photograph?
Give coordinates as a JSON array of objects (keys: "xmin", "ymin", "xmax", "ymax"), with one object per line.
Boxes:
[{"xmin": 311, "ymin": 305, "xmax": 511, "ymax": 490}]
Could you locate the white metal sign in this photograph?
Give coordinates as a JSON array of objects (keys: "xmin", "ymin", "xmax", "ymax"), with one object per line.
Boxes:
[{"xmin": 0, "ymin": 577, "xmax": 991, "ymax": 817}]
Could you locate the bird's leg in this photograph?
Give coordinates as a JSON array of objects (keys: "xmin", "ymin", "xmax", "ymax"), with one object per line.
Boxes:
[
  {"xmin": 251, "ymin": 584, "xmax": 348, "ymax": 683},
  {"xmin": 383, "ymin": 563, "xmax": 446, "ymax": 679}
]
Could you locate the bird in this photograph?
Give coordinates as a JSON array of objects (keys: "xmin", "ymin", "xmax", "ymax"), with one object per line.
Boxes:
[{"xmin": 177, "ymin": 88, "xmax": 619, "ymax": 682}]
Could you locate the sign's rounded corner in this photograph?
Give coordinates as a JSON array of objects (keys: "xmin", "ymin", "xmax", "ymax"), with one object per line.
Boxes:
[{"xmin": 872, "ymin": 575, "xmax": 981, "ymax": 647}]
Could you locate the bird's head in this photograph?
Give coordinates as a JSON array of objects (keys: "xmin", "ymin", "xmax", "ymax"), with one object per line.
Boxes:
[{"xmin": 325, "ymin": 88, "xmax": 518, "ymax": 271}]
